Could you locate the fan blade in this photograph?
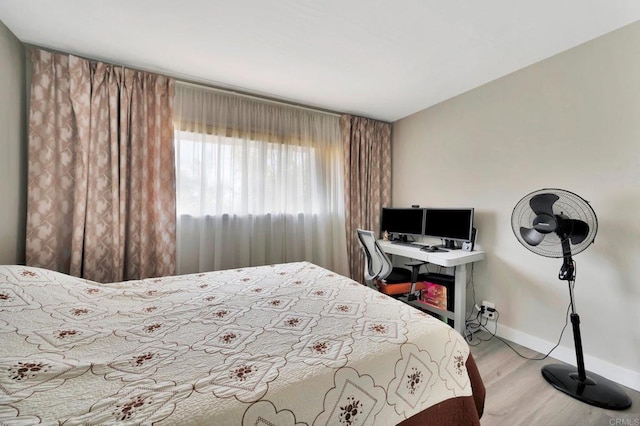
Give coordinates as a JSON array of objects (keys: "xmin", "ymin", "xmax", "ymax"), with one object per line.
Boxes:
[
  {"xmin": 568, "ymin": 219, "xmax": 590, "ymax": 245},
  {"xmin": 520, "ymin": 226, "xmax": 545, "ymax": 246},
  {"xmin": 529, "ymin": 193, "xmax": 559, "ymax": 216}
]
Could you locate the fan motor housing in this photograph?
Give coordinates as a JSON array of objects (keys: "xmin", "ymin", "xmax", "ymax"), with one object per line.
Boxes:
[{"xmin": 533, "ymin": 214, "xmax": 557, "ymax": 233}]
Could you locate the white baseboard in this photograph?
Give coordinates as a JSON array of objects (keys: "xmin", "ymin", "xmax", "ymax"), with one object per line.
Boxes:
[{"xmin": 495, "ymin": 324, "xmax": 640, "ymax": 392}]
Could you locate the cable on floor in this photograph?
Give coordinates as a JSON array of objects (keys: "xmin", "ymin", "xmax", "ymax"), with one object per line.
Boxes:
[{"xmin": 464, "ymin": 301, "xmax": 572, "ymax": 361}]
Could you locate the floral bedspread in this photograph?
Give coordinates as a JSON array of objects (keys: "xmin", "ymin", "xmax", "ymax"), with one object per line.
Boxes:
[{"xmin": 0, "ymin": 262, "xmax": 472, "ymax": 425}]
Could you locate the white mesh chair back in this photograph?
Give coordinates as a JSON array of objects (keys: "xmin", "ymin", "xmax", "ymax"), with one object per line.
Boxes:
[{"xmin": 356, "ymin": 229, "xmax": 392, "ymax": 284}]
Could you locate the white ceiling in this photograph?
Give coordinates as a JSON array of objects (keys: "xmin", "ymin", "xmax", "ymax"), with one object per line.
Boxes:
[{"xmin": 1, "ymin": 1, "xmax": 639, "ymax": 122}]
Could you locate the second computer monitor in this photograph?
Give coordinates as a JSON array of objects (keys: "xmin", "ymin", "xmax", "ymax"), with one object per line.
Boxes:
[{"xmin": 424, "ymin": 208, "xmax": 474, "ymax": 248}]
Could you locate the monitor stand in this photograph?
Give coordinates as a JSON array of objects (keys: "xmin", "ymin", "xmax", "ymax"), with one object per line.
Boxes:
[
  {"xmin": 393, "ymin": 234, "xmax": 410, "ymax": 243},
  {"xmin": 436, "ymin": 239, "xmax": 460, "ymax": 250}
]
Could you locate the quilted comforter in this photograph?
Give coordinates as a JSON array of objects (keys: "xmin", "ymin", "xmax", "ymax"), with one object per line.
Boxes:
[{"xmin": 0, "ymin": 262, "xmax": 477, "ymax": 425}]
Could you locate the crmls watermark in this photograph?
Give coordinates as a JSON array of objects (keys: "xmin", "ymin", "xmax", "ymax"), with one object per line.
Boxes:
[{"xmin": 610, "ymin": 419, "xmax": 640, "ymax": 426}]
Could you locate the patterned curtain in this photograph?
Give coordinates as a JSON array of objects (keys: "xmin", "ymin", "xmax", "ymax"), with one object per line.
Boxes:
[
  {"xmin": 26, "ymin": 49, "xmax": 176, "ymax": 282},
  {"xmin": 341, "ymin": 115, "xmax": 392, "ymax": 283}
]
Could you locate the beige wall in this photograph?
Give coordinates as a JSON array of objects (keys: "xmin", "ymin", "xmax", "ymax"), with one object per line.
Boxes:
[
  {"xmin": 393, "ymin": 21, "xmax": 640, "ymax": 389},
  {"xmin": 0, "ymin": 20, "xmax": 26, "ymax": 264}
]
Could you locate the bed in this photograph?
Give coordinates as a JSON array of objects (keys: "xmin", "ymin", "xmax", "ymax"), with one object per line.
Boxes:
[{"xmin": 0, "ymin": 261, "xmax": 484, "ymax": 425}]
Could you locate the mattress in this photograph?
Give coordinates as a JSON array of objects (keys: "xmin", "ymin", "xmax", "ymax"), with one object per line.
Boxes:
[{"xmin": 0, "ymin": 262, "xmax": 483, "ymax": 425}]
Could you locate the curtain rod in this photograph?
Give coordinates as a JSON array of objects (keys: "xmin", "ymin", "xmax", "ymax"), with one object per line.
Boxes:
[
  {"xmin": 25, "ymin": 43, "xmax": 343, "ymax": 118},
  {"xmin": 176, "ymin": 80, "xmax": 342, "ymax": 118}
]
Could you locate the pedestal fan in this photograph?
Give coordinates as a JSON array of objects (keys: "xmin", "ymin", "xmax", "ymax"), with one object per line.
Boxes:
[{"xmin": 511, "ymin": 188, "xmax": 631, "ymax": 410}]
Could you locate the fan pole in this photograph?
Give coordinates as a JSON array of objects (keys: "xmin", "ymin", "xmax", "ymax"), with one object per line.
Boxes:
[
  {"xmin": 541, "ymin": 251, "xmax": 632, "ymax": 410},
  {"xmin": 567, "ymin": 279, "xmax": 587, "ymax": 382},
  {"xmin": 560, "ymin": 251, "xmax": 587, "ymax": 382}
]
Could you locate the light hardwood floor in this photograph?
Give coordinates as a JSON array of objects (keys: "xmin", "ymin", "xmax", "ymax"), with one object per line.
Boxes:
[{"xmin": 469, "ymin": 333, "xmax": 640, "ymax": 426}]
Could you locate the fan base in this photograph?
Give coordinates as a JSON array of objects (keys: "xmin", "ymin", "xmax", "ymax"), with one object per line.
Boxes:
[{"xmin": 541, "ymin": 364, "xmax": 632, "ymax": 410}]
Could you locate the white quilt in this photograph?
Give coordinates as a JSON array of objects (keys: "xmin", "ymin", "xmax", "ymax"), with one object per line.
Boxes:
[{"xmin": 0, "ymin": 262, "xmax": 471, "ymax": 425}]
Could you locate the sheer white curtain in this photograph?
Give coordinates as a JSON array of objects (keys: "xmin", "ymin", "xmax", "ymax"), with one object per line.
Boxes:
[{"xmin": 173, "ymin": 83, "xmax": 348, "ymax": 275}]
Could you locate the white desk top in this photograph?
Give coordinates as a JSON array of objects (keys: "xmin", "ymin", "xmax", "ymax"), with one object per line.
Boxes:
[{"xmin": 378, "ymin": 240, "xmax": 485, "ymax": 268}]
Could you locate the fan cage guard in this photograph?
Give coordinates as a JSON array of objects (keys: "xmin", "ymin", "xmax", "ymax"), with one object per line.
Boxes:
[{"xmin": 511, "ymin": 188, "xmax": 598, "ymax": 258}]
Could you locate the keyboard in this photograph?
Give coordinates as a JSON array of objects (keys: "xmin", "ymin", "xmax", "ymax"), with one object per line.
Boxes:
[{"xmin": 390, "ymin": 241, "xmax": 421, "ymax": 247}]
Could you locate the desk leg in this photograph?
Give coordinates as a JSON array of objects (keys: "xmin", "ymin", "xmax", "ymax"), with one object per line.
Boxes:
[{"xmin": 453, "ymin": 264, "xmax": 468, "ymax": 335}]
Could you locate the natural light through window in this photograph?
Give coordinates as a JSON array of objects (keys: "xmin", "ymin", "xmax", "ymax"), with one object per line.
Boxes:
[
  {"xmin": 175, "ymin": 131, "xmax": 319, "ymax": 217},
  {"xmin": 172, "ymin": 83, "xmax": 346, "ymax": 273}
]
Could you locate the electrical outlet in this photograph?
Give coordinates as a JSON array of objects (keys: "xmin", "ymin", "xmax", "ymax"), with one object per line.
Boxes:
[{"xmin": 481, "ymin": 300, "xmax": 496, "ymax": 320}]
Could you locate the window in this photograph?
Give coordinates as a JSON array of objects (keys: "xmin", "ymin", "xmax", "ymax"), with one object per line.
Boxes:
[
  {"xmin": 175, "ymin": 131, "xmax": 321, "ymax": 217},
  {"xmin": 172, "ymin": 83, "xmax": 348, "ymax": 275}
]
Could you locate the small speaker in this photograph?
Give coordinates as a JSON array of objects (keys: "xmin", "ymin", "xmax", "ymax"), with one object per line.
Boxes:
[{"xmin": 462, "ymin": 227, "xmax": 477, "ymax": 252}]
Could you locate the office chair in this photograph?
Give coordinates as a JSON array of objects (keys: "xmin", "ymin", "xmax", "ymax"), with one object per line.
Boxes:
[{"xmin": 356, "ymin": 229, "xmax": 427, "ymax": 300}]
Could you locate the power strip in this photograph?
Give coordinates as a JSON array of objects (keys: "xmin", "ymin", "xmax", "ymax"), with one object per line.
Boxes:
[{"xmin": 481, "ymin": 300, "xmax": 496, "ymax": 320}]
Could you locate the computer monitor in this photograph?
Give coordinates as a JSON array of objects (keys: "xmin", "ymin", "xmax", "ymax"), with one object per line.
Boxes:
[
  {"xmin": 424, "ymin": 208, "xmax": 474, "ymax": 249},
  {"xmin": 380, "ymin": 207, "xmax": 426, "ymax": 240}
]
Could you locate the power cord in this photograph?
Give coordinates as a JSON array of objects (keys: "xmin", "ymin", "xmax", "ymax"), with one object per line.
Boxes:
[
  {"xmin": 425, "ymin": 259, "xmax": 566, "ymax": 360},
  {"xmin": 464, "ymin": 309, "xmax": 495, "ymax": 344},
  {"xmin": 465, "ymin": 298, "xmax": 572, "ymax": 361}
]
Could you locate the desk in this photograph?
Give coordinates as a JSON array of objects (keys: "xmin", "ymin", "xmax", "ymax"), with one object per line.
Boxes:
[{"xmin": 377, "ymin": 240, "xmax": 485, "ymax": 335}]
